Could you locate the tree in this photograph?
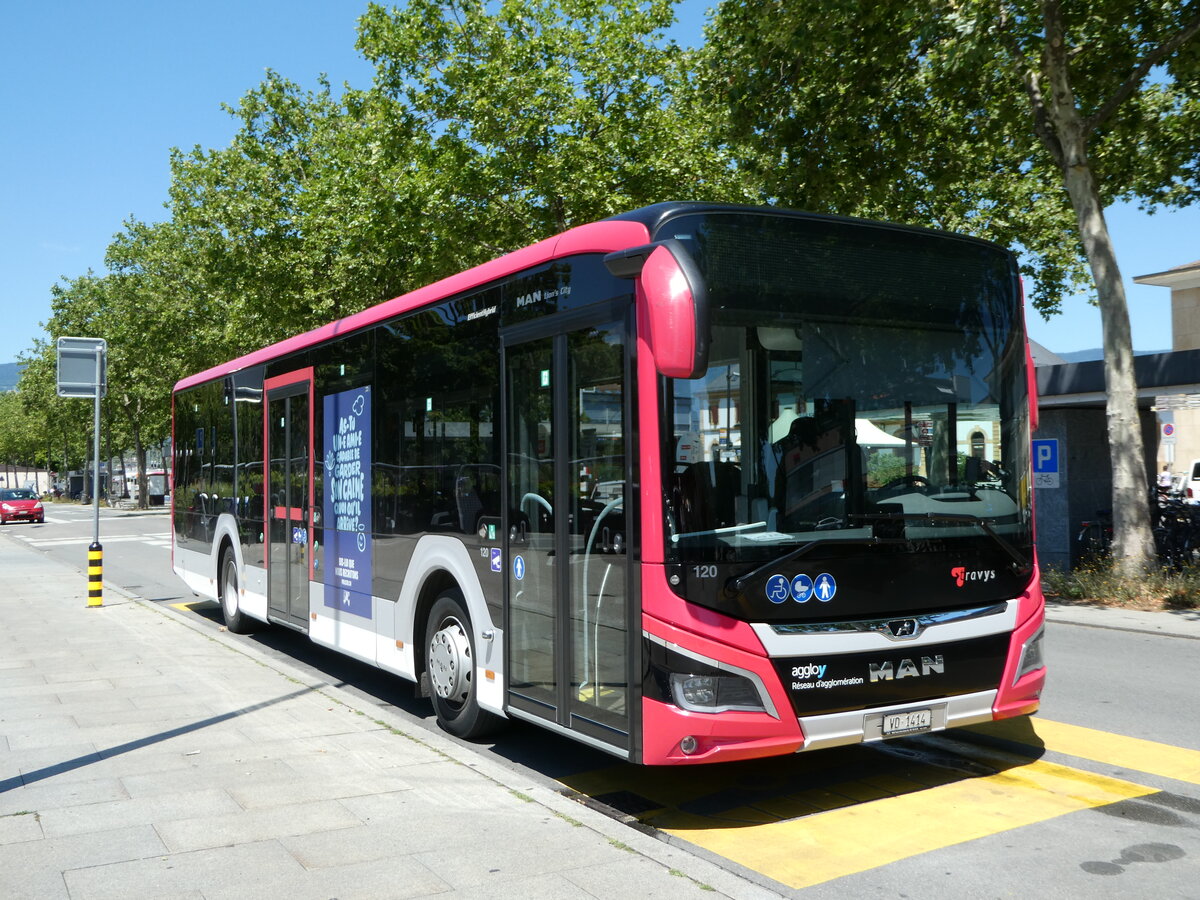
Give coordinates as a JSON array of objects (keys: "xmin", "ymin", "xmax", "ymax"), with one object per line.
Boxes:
[
  {"xmin": 704, "ymin": 0, "xmax": 1200, "ymax": 576},
  {"xmin": 0, "ymin": 390, "xmax": 43, "ymax": 487},
  {"xmin": 355, "ymin": 0, "xmax": 751, "ymax": 258}
]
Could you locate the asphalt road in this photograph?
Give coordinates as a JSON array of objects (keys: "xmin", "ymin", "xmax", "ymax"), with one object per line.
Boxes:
[{"xmin": 7, "ymin": 503, "xmax": 1199, "ymax": 897}]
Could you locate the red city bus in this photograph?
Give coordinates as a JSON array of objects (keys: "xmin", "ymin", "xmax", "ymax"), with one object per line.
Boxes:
[{"xmin": 171, "ymin": 203, "xmax": 1046, "ymax": 764}]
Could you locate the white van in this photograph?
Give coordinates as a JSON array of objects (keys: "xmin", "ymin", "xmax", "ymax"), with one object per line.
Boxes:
[{"xmin": 1187, "ymin": 460, "xmax": 1200, "ymax": 504}]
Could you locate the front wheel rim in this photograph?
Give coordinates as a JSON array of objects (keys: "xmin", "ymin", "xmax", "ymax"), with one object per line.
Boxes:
[{"xmin": 428, "ymin": 616, "xmax": 472, "ymax": 707}]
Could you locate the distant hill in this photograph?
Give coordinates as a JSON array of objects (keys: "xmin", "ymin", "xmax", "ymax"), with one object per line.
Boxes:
[
  {"xmin": 0, "ymin": 362, "xmax": 22, "ymax": 392},
  {"xmin": 1055, "ymin": 348, "xmax": 1170, "ymax": 363}
]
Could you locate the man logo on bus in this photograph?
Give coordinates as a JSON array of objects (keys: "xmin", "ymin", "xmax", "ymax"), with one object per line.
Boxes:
[{"xmin": 951, "ymin": 566, "xmax": 996, "ymax": 587}]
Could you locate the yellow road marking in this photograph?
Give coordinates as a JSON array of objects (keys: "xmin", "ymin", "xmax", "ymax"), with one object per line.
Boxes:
[
  {"xmin": 171, "ymin": 600, "xmax": 217, "ymax": 612},
  {"xmin": 664, "ymin": 758, "xmax": 1152, "ymax": 889},
  {"xmin": 1031, "ymin": 718, "xmax": 1200, "ymax": 786}
]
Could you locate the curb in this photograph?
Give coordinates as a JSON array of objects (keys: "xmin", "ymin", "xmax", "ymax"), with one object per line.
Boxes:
[{"xmin": 1044, "ymin": 600, "xmax": 1200, "ymax": 641}]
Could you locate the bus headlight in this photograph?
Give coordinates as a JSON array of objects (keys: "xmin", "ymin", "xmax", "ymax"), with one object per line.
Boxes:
[
  {"xmin": 644, "ymin": 636, "xmax": 777, "ymax": 717},
  {"xmin": 1014, "ymin": 625, "xmax": 1045, "ymax": 685},
  {"xmin": 670, "ymin": 672, "xmax": 765, "ymax": 713}
]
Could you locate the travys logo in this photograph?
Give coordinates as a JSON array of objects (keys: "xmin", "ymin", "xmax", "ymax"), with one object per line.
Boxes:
[{"xmin": 951, "ymin": 566, "xmax": 996, "ymax": 587}]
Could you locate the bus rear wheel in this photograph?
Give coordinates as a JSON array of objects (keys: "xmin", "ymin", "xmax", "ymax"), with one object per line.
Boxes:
[
  {"xmin": 425, "ymin": 591, "xmax": 501, "ymax": 739},
  {"xmin": 220, "ymin": 551, "xmax": 258, "ymax": 634}
]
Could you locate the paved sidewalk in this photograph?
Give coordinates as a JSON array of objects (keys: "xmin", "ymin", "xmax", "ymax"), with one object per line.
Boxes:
[
  {"xmin": 1045, "ymin": 599, "xmax": 1200, "ymax": 639},
  {"xmin": 0, "ymin": 537, "xmax": 780, "ymax": 900}
]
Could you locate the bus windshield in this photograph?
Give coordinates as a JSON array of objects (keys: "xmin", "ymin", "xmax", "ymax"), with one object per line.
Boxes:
[{"xmin": 658, "ymin": 211, "xmax": 1031, "ymax": 567}]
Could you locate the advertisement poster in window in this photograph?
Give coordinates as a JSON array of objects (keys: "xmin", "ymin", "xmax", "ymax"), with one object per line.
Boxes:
[{"xmin": 323, "ymin": 386, "xmax": 373, "ymax": 618}]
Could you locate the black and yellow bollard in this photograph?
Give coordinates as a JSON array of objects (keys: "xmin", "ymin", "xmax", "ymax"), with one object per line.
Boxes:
[{"xmin": 87, "ymin": 541, "xmax": 103, "ymax": 607}]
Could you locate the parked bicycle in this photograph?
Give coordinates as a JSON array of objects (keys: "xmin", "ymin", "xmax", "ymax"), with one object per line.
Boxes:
[
  {"xmin": 1076, "ymin": 510, "xmax": 1113, "ymax": 562},
  {"xmin": 1151, "ymin": 488, "xmax": 1200, "ymax": 571}
]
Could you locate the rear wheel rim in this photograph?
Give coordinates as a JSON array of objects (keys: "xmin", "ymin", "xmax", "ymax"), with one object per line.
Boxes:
[{"xmin": 223, "ymin": 561, "xmax": 238, "ymax": 618}]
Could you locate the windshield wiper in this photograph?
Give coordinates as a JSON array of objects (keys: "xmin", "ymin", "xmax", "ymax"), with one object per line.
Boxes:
[
  {"xmin": 727, "ymin": 512, "xmax": 1031, "ymax": 594},
  {"xmin": 726, "ymin": 535, "xmax": 904, "ymax": 594},
  {"xmin": 853, "ymin": 512, "xmax": 1031, "ymax": 573}
]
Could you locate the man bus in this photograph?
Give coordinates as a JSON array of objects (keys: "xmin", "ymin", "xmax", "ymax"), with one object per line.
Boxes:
[{"xmin": 172, "ymin": 203, "xmax": 1046, "ymax": 765}]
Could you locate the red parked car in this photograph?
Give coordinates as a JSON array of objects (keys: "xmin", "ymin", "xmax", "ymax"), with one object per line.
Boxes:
[{"xmin": 0, "ymin": 489, "xmax": 44, "ymax": 525}]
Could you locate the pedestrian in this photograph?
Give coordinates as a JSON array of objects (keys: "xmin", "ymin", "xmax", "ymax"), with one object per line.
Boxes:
[{"xmin": 1159, "ymin": 464, "xmax": 1173, "ymax": 490}]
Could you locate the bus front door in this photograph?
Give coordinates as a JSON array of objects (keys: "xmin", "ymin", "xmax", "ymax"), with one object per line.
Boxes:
[
  {"xmin": 504, "ymin": 314, "xmax": 633, "ymax": 755},
  {"xmin": 264, "ymin": 370, "xmax": 313, "ymax": 629}
]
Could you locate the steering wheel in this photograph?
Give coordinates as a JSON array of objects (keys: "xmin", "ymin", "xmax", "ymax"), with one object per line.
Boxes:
[{"xmin": 877, "ymin": 475, "xmax": 931, "ymax": 495}]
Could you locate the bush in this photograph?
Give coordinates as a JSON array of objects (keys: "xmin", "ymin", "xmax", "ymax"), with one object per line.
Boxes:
[{"xmin": 1041, "ymin": 560, "xmax": 1200, "ymax": 610}]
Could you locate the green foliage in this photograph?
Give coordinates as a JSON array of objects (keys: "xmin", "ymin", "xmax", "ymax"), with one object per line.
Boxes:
[{"xmin": 356, "ymin": 0, "xmax": 750, "ymax": 253}]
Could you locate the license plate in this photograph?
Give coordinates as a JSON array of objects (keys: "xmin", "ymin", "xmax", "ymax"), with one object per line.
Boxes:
[{"xmin": 882, "ymin": 708, "xmax": 932, "ymax": 736}]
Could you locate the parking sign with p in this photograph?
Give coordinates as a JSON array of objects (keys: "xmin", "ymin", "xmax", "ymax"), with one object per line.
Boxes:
[{"xmin": 1032, "ymin": 438, "xmax": 1059, "ymax": 488}]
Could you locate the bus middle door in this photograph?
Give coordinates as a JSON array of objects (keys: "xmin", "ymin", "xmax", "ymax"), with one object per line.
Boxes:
[{"xmin": 264, "ymin": 369, "xmax": 314, "ymax": 629}]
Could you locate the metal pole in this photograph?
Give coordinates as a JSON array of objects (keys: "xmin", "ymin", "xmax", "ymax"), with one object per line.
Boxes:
[
  {"xmin": 93, "ymin": 346, "xmax": 101, "ymax": 542},
  {"xmin": 88, "ymin": 345, "xmax": 103, "ymax": 608}
]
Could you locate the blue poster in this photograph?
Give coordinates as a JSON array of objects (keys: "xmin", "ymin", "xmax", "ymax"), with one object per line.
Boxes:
[{"xmin": 323, "ymin": 386, "xmax": 373, "ymax": 619}]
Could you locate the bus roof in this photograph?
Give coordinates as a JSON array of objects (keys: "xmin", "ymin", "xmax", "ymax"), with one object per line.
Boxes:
[
  {"xmin": 174, "ymin": 201, "xmax": 1012, "ymax": 394},
  {"xmin": 173, "ymin": 216, "xmax": 650, "ymax": 393}
]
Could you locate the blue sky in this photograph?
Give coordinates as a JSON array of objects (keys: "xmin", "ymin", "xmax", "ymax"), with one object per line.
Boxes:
[{"xmin": 3, "ymin": 1, "xmax": 1197, "ymax": 367}]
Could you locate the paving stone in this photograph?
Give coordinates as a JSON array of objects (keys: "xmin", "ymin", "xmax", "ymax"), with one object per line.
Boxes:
[
  {"xmin": 4, "ymin": 744, "xmax": 102, "ymax": 783},
  {"xmin": 155, "ymin": 799, "xmax": 363, "ymax": 852},
  {"xmin": 564, "ymin": 858, "xmax": 725, "ymax": 898},
  {"xmin": 52, "ymin": 693, "xmax": 136, "ymax": 715},
  {"xmin": 0, "ymin": 824, "xmax": 167, "ymax": 900},
  {"xmin": 1, "ymin": 714, "xmax": 82, "ymax": 736},
  {"xmin": 37, "ymin": 787, "xmax": 241, "ymax": 839},
  {"xmin": 0, "ymin": 811, "xmax": 44, "ymax": 845},
  {"xmin": 86, "ymin": 722, "xmax": 256, "ymax": 758},
  {"xmin": 0, "ymin": 694, "xmax": 63, "ymax": 716},
  {"xmin": 121, "ymin": 758, "xmax": 301, "ymax": 798},
  {"xmin": 5, "ymin": 726, "xmax": 90, "ymax": 753},
  {"xmin": 0, "ymin": 776, "xmax": 129, "ymax": 816},
  {"xmin": 71, "ymin": 704, "xmax": 220, "ymax": 729},
  {"xmin": 228, "ymin": 771, "xmax": 415, "ymax": 809},
  {"xmin": 0, "ymin": 670, "xmax": 48, "ymax": 688},
  {"xmin": 0, "ymin": 679, "xmax": 115, "ymax": 701},
  {"xmin": 277, "ymin": 852, "xmax": 451, "ymax": 899},
  {"xmin": 410, "ymin": 814, "xmax": 623, "ymax": 889},
  {"xmin": 60, "ymin": 839, "xmax": 306, "ymax": 900},
  {"xmin": 450, "ymin": 871, "xmax": 594, "ymax": 899}
]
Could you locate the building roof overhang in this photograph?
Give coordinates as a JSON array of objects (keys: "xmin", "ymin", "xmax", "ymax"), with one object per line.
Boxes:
[{"xmin": 1134, "ymin": 260, "xmax": 1200, "ymax": 291}]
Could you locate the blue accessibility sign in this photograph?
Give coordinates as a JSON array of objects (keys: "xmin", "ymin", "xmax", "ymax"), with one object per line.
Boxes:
[
  {"xmin": 765, "ymin": 574, "xmax": 790, "ymax": 604},
  {"xmin": 790, "ymin": 574, "xmax": 814, "ymax": 602}
]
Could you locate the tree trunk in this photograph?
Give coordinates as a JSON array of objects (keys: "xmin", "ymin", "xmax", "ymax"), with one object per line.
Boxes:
[
  {"xmin": 1059, "ymin": 159, "xmax": 1156, "ymax": 574},
  {"xmin": 134, "ymin": 426, "xmax": 148, "ymax": 509}
]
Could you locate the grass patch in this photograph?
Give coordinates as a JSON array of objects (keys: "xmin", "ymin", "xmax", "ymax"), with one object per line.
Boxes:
[
  {"xmin": 553, "ymin": 810, "xmax": 584, "ymax": 827},
  {"xmin": 1042, "ymin": 560, "xmax": 1200, "ymax": 611}
]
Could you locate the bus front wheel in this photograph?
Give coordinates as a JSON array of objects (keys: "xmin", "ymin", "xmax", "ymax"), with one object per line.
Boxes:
[{"xmin": 425, "ymin": 591, "xmax": 500, "ymax": 739}]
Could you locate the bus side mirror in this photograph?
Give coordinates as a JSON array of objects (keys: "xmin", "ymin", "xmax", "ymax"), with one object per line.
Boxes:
[{"xmin": 604, "ymin": 240, "xmax": 709, "ymax": 378}]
